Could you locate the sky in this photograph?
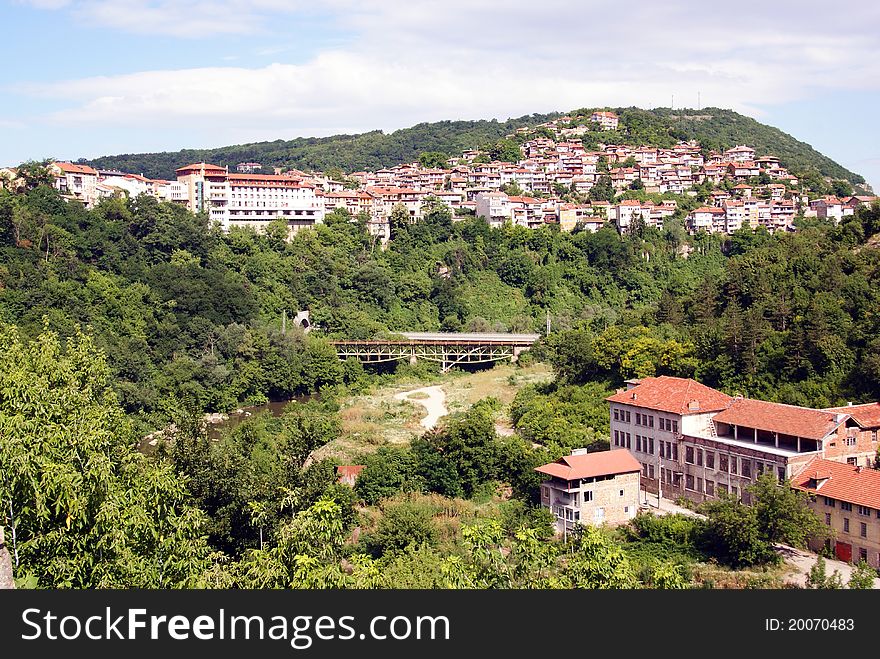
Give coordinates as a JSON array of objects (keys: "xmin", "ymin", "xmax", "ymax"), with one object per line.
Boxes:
[{"xmin": 1, "ymin": 0, "xmax": 878, "ymax": 189}]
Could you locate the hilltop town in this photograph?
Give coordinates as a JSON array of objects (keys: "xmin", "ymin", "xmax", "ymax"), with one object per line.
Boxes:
[{"xmin": 2, "ymin": 109, "xmax": 875, "ymax": 241}]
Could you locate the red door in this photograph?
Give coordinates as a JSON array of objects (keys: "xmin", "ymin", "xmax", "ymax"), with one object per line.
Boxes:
[{"xmin": 835, "ymin": 542, "xmax": 852, "ymax": 563}]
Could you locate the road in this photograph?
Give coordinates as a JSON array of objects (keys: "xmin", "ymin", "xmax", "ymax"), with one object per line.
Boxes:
[{"xmin": 394, "ymin": 385, "xmax": 448, "ymax": 430}]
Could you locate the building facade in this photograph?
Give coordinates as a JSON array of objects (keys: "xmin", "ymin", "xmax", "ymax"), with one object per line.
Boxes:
[
  {"xmin": 536, "ymin": 448, "xmax": 641, "ymax": 533},
  {"xmin": 607, "ymin": 376, "xmax": 880, "ymax": 506},
  {"xmin": 792, "ymin": 458, "xmax": 880, "ymax": 568}
]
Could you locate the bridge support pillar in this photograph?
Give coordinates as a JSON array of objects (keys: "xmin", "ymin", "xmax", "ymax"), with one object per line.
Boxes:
[
  {"xmin": 511, "ymin": 346, "xmax": 525, "ymax": 363},
  {"xmin": 409, "ymin": 353, "xmax": 418, "ymax": 366}
]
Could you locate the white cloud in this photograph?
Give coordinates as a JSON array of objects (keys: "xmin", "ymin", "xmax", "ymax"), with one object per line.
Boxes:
[{"xmin": 12, "ymin": 0, "xmax": 880, "ymax": 161}]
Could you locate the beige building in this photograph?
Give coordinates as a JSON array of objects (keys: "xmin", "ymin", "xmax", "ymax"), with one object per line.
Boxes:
[
  {"xmin": 607, "ymin": 376, "xmax": 880, "ymax": 507},
  {"xmin": 792, "ymin": 458, "xmax": 880, "ymax": 567},
  {"xmin": 536, "ymin": 448, "xmax": 641, "ymax": 533},
  {"xmin": 49, "ymin": 162, "xmax": 99, "ymax": 208}
]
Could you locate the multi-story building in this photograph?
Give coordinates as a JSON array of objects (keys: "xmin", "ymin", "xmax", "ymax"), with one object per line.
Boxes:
[
  {"xmin": 607, "ymin": 376, "xmax": 879, "ymax": 506},
  {"xmin": 590, "ymin": 111, "xmax": 619, "ymax": 131},
  {"xmin": 536, "ymin": 448, "xmax": 641, "ymax": 533},
  {"xmin": 175, "ymin": 163, "xmax": 324, "ymax": 235},
  {"xmin": 48, "ymin": 162, "xmax": 100, "ymax": 208},
  {"xmin": 792, "ymin": 458, "xmax": 880, "ymax": 567},
  {"xmin": 474, "ymin": 191, "xmax": 511, "ymax": 228}
]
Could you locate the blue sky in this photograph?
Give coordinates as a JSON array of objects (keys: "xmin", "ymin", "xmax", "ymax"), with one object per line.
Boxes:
[{"xmin": 2, "ymin": 0, "xmax": 878, "ymax": 189}]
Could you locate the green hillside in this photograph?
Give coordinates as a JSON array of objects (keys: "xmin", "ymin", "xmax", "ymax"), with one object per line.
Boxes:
[{"xmin": 84, "ymin": 107, "xmax": 864, "ymax": 185}]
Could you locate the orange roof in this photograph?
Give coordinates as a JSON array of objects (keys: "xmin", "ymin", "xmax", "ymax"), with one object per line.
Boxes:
[
  {"xmin": 791, "ymin": 458, "xmax": 880, "ymax": 510},
  {"xmin": 175, "ymin": 162, "xmax": 226, "ymax": 172},
  {"xmin": 535, "ymin": 449, "xmax": 641, "ymax": 481},
  {"xmin": 606, "ymin": 376, "xmax": 732, "ymax": 415},
  {"xmin": 55, "ymin": 162, "xmax": 97, "ymax": 175},
  {"xmin": 336, "ymin": 465, "xmax": 365, "ymax": 479},
  {"xmin": 713, "ymin": 399, "xmax": 845, "ymax": 440},
  {"xmin": 823, "ymin": 402, "xmax": 880, "ymax": 429}
]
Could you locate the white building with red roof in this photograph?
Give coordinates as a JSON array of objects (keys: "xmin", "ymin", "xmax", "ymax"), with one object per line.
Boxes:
[
  {"xmin": 535, "ymin": 448, "xmax": 641, "ymax": 532},
  {"xmin": 48, "ymin": 161, "xmax": 99, "ymax": 208},
  {"xmin": 590, "ymin": 110, "xmax": 619, "ymax": 131},
  {"xmin": 175, "ymin": 163, "xmax": 324, "ymax": 235}
]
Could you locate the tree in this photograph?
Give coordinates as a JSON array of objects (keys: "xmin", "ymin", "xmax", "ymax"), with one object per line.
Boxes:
[
  {"xmin": 562, "ymin": 525, "xmax": 636, "ymax": 589},
  {"xmin": 418, "ymin": 152, "xmax": 448, "ymax": 168},
  {"xmin": 847, "ymin": 560, "xmax": 877, "ymax": 589},
  {"xmin": 590, "ymin": 176, "xmax": 615, "ymax": 203},
  {"xmin": 700, "ymin": 494, "xmax": 777, "ymax": 568},
  {"xmin": 749, "ymin": 473, "xmax": 828, "ymax": 548},
  {"xmin": 488, "ymin": 139, "xmax": 523, "ymax": 164},
  {"xmin": 805, "ymin": 556, "xmax": 843, "ymax": 589},
  {"xmin": 0, "ymin": 324, "xmax": 213, "ymax": 588}
]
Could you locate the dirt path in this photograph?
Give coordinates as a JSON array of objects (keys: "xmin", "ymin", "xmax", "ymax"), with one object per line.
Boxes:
[
  {"xmin": 393, "ymin": 385, "xmax": 448, "ymax": 430},
  {"xmin": 776, "ymin": 544, "xmax": 880, "ymax": 588}
]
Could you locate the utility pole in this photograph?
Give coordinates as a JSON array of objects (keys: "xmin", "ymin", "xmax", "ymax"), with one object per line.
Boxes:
[{"xmin": 657, "ymin": 449, "xmax": 663, "ymax": 509}]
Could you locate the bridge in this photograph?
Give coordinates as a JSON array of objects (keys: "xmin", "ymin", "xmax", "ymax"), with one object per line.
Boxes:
[{"xmin": 329, "ymin": 332, "xmax": 541, "ymax": 372}]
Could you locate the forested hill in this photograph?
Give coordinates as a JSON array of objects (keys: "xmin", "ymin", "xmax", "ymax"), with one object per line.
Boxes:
[
  {"xmin": 84, "ymin": 107, "xmax": 865, "ymax": 185},
  {"xmin": 84, "ymin": 113, "xmax": 561, "ymax": 179}
]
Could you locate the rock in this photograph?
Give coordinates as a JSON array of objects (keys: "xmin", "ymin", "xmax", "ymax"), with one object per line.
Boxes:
[{"xmin": 0, "ymin": 527, "xmax": 15, "ymax": 589}]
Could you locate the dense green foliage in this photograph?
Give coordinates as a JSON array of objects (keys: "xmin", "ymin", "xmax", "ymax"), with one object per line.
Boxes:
[
  {"xmin": 84, "ymin": 107, "xmax": 863, "ymax": 185},
  {"xmin": 2, "ymin": 177, "xmax": 879, "ymax": 589}
]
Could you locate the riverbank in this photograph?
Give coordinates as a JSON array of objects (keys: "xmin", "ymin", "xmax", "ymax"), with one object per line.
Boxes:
[{"xmin": 310, "ymin": 362, "xmax": 553, "ymax": 464}]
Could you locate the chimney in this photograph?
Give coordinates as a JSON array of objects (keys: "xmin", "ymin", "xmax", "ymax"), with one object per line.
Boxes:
[
  {"xmin": 570, "ymin": 448, "xmax": 589, "ymax": 456},
  {"xmin": 631, "ymin": 393, "xmax": 638, "ymax": 400},
  {"xmin": 856, "ymin": 465, "xmax": 863, "ymax": 474},
  {"xmin": 688, "ymin": 400, "xmax": 700, "ymax": 411}
]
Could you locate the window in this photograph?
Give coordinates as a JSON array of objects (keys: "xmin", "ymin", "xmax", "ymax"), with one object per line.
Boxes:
[
  {"xmin": 636, "ymin": 413, "xmax": 642, "ymax": 426},
  {"xmin": 858, "ymin": 505, "xmax": 870, "ymax": 516},
  {"xmin": 584, "ymin": 491, "xmax": 593, "ymax": 502},
  {"xmin": 706, "ymin": 480, "xmax": 715, "ymax": 496},
  {"xmin": 844, "ymin": 518, "xmax": 850, "ymax": 533},
  {"xmin": 613, "ymin": 430, "xmax": 619, "ymax": 446},
  {"xmin": 697, "ymin": 477, "xmax": 703, "ymax": 493},
  {"xmin": 873, "ymin": 430, "xmax": 878, "ymax": 443},
  {"xmin": 685, "ymin": 447, "xmax": 694, "ymax": 464},
  {"xmin": 659, "ymin": 443, "xmax": 665, "ymax": 458},
  {"xmin": 642, "ymin": 463, "xmax": 648, "ymax": 477},
  {"xmin": 860, "ymin": 547, "xmax": 868, "ymax": 562},
  {"xmin": 825, "ymin": 513, "xmax": 831, "ymax": 525},
  {"xmin": 742, "ymin": 460, "xmax": 751, "ymax": 478},
  {"xmin": 672, "ymin": 420, "xmax": 678, "ymax": 433},
  {"xmin": 686, "ymin": 474, "xmax": 695, "ymax": 490},
  {"xmin": 635, "ymin": 435, "xmax": 641, "ymax": 452},
  {"xmin": 696, "ymin": 449, "xmax": 703, "ymax": 467},
  {"xmin": 730, "ymin": 457, "xmax": 738, "ymax": 475},
  {"xmin": 619, "ymin": 489, "xmax": 624, "ymax": 497},
  {"xmin": 649, "ymin": 464, "xmax": 655, "ymax": 479},
  {"xmin": 672, "ymin": 443, "xmax": 678, "ymax": 461},
  {"xmin": 824, "ymin": 497, "xmax": 836, "ymax": 508},
  {"xmin": 649, "ymin": 438, "xmax": 654, "ymax": 455},
  {"xmin": 778, "ymin": 467, "xmax": 785, "ymax": 482},
  {"xmin": 720, "ymin": 455, "xmax": 729, "ymax": 472},
  {"xmin": 860, "ymin": 522, "xmax": 867, "ymax": 538},
  {"xmin": 648, "ymin": 416, "xmax": 654, "ymax": 428},
  {"xmin": 718, "ymin": 484, "xmax": 727, "ymax": 495},
  {"xmin": 626, "ymin": 433, "xmax": 632, "ymax": 449},
  {"xmin": 625, "ymin": 411, "xmax": 631, "ymax": 422},
  {"xmin": 706, "ymin": 452, "xmax": 715, "ymax": 469},
  {"xmin": 756, "ymin": 462, "xmax": 764, "ymax": 476},
  {"xmin": 614, "ymin": 409, "xmax": 619, "ymax": 421},
  {"xmin": 841, "ymin": 502, "xmax": 853, "ymax": 512}
]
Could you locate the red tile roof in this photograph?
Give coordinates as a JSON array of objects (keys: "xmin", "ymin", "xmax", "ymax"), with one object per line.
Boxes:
[
  {"xmin": 791, "ymin": 458, "xmax": 880, "ymax": 510},
  {"xmin": 823, "ymin": 403, "xmax": 880, "ymax": 429},
  {"xmin": 176, "ymin": 162, "xmax": 226, "ymax": 172},
  {"xmin": 55, "ymin": 162, "xmax": 97, "ymax": 175},
  {"xmin": 336, "ymin": 465, "xmax": 365, "ymax": 483},
  {"xmin": 713, "ymin": 399, "xmax": 846, "ymax": 440},
  {"xmin": 535, "ymin": 449, "xmax": 641, "ymax": 480},
  {"xmin": 605, "ymin": 376, "xmax": 732, "ymax": 415}
]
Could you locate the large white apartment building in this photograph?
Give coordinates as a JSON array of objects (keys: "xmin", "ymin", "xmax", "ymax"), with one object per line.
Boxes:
[{"xmin": 175, "ymin": 163, "xmax": 324, "ymax": 234}]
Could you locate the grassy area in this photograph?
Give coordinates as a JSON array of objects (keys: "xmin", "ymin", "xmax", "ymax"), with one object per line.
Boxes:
[{"xmin": 312, "ymin": 362, "xmax": 553, "ymax": 464}]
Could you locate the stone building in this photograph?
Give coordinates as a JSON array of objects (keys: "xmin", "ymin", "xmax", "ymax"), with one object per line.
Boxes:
[{"xmin": 535, "ymin": 448, "xmax": 641, "ymax": 533}]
